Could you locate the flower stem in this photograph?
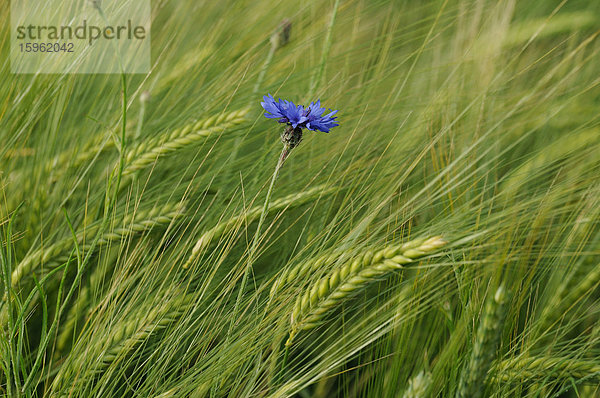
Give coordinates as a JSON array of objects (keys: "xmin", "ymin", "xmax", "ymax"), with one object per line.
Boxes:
[
  {"xmin": 232, "ymin": 146, "xmax": 287, "ymax": 319},
  {"xmin": 249, "ymin": 146, "xmax": 288, "ymax": 257},
  {"xmin": 213, "ymin": 146, "xmax": 288, "ymax": 396}
]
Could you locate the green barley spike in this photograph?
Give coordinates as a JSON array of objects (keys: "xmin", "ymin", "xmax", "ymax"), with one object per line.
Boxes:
[
  {"xmin": 10, "ymin": 201, "xmax": 185, "ymax": 290},
  {"xmin": 271, "ymin": 234, "xmax": 434, "ymax": 300},
  {"xmin": 537, "ymin": 261, "xmax": 600, "ymax": 336},
  {"xmin": 100, "ymin": 294, "xmax": 194, "ymax": 365},
  {"xmin": 122, "ymin": 108, "xmax": 248, "ymax": 177},
  {"xmin": 53, "ymin": 292, "xmax": 194, "ymax": 390},
  {"xmin": 456, "ymin": 285, "xmax": 507, "ymax": 398},
  {"xmin": 269, "ymin": 249, "xmax": 346, "ymax": 299},
  {"xmin": 286, "ymin": 236, "xmax": 447, "ymax": 345},
  {"xmin": 45, "ymin": 127, "xmax": 122, "ymax": 179},
  {"xmin": 493, "ymin": 355, "xmax": 600, "ymax": 384},
  {"xmin": 1, "ymin": 202, "xmax": 186, "ymax": 329}
]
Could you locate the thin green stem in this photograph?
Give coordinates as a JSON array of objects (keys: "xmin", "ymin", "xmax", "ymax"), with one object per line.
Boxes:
[
  {"xmin": 134, "ymin": 96, "xmax": 146, "ymax": 141},
  {"xmin": 250, "ymin": 147, "xmax": 287, "ymax": 263},
  {"xmin": 1, "ymin": 211, "xmax": 17, "ymax": 397},
  {"xmin": 308, "ymin": 0, "xmax": 340, "ymax": 99},
  {"xmin": 306, "ymin": 0, "xmax": 339, "ymax": 169},
  {"xmin": 232, "ymin": 146, "xmax": 287, "ymax": 319},
  {"xmin": 254, "ymin": 40, "xmax": 277, "ymax": 97},
  {"xmin": 213, "ymin": 146, "xmax": 288, "ymax": 396},
  {"xmin": 227, "ymin": 36, "xmax": 277, "ymax": 184}
]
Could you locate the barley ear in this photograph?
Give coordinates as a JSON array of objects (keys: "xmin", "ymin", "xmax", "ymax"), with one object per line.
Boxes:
[
  {"xmin": 536, "ymin": 261, "xmax": 600, "ymax": 336},
  {"xmin": 286, "ymin": 236, "xmax": 447, "ymax": 346},
  {"xmin": 456, "ymin": 285, "xmax": 507, "ymax": 398},
  {"xmin": 10, "ymin": 201, "xmax": 185, "ymax": 291},
  {"xmin": 53, "ymin": 292, "xmax": 194, "ymax": 389},
  {"xmin": 122, "ymin": 108, "xmax": 248, "ymax": 178},
  {"xmin": 492, "ymin": 355, "xmax": 600, "ymax": 384}
]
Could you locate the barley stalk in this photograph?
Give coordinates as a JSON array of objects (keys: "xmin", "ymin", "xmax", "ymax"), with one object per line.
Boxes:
[
  {"xmin": 122, "ymin": 108, "xmax": 248, "ymax": 177},
  {"xmin": 492, "ymin": 356, "xmax": 600, "ymax": 383},
  {"xmin": 456, "ymin": 285, "xmax": 507, "ymax": 398},
  {"xmin": 183, "ymin": 184, "xmax": 334, "ymax": 269},
  {"xmin": 286, "ymin": 236, "xmax": 448, "ymax": 345}
]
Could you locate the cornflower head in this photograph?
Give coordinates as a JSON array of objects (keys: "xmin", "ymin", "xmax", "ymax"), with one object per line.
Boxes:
[{"xmin": 261, "ymin": 94, "xmax": 339, "ymax": 159}]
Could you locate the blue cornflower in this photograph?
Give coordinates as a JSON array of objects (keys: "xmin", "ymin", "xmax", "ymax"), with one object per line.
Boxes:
[
  {"xmin": 304, "ymin": 99, "xmax": 339, "ymax": 133},
  {"xmin": 261, "ymin": 94, "xmax": 339, "ymax": 133}
]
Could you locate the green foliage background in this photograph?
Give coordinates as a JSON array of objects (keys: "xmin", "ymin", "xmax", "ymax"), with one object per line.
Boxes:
[{"xmin": 1, "ymin": 0, "xmax": 599, "ymax": 397}]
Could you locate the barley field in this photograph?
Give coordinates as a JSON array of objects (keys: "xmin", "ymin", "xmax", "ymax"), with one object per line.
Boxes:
[{"xmin": 1, "ymin": 0, "xmax": 599, "ymax": 397}]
